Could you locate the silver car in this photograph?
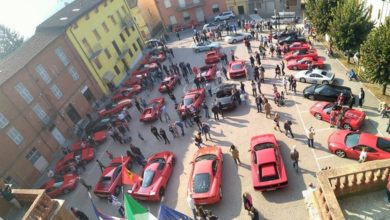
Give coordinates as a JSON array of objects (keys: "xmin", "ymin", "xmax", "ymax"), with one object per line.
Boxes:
[
  {"xmin": 215, "ymin": 84, "xmax": 239, "ymax": 110},
  {"xmin": 191, "ymin": 41, "xmax": 221, "ymax": 53},
  {"xmin": 224, "ymin": 33, "xmax": 253, "ymax": 44},
  {"xmin": 294, "ymin": 68, "xmax": 335, "ymax": 85}
]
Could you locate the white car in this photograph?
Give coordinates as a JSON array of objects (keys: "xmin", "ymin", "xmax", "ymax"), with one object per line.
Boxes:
[
  {"xmin": 191, "ymin": 41, "xmax": 221, "ymax": 53},
  {"xmin": 224, "ymin": 33, "xmax": 252, "ymax": 44},
  {"xmin": 214, "ymin": 11, "xmax": 235, "ymax": 22},
  {"xmin": 295, "ymin": 68, "xmax": 335, "ymax": 85}
]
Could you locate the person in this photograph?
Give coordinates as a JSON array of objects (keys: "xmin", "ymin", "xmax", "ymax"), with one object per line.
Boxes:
[
  {"xmin": 202, "ymin": 102, "xmax": 210, "ymax": 119},
  {"xmin": 249, "ymin": 55, "xmax": 255, "ymax": 67},
  {"xmin": 218, "ymin": 102, "xmax": 225, "ymax": 119},
  {"xmin": 168, "ymin": 123, "xmax": 179, "ymax": 138},
  {"xmin": 358, "ymin": 147, "xmax": 367, "ymax": 163},
  {"xmin": 211, "ymin": 104, "xmax": 219, "ymax": 120},
  {"xmin": 193, "ymin": 113, "xmax": 202, "ymax": 130},
  {"xmin": 273, "ymin": 113, "xmax": 281, "ymax": 132},
  {"xmin": 194, "ymin": 132, "xmax": 204, "ymax": 148},
  {"xmin": 78, "ymin": 177, "xmax": 92, "ymax": 191},
  {"xmin": 230, "ymin": 145, "xmax": 241, "ymax": 165},
  {"xmin": 281, "ymin": 60, "xmax": 285, "ymax": 76},
  {"xmin": 307, "ymin": 127, "xmax": 315, "ymax": 148},
  {"xmin": 197, "ymin": 206, "xmax": 207, "ymax": 220},
  {"xmin": 206, "ymin": 82, "xmax": 212, "ymax": 97},
  {"xmin": 96, "ymin": 159, "xmax": 106, "ymax": 173},
  {"xmin": 240, "ymin": 91, "xmax": 248, "ymax": 105},
  {"xmin": 175, "ymin": 120, "xmax": 185, "ymax": 136},
  {"xmin": 108, "ymin": 195, "xmax": 125, "ymax": 217},
  {"xmin": 0, "ymin": 180, "xmax": 21, "ymax": 208},
  {"xmin": 290, "ymin": 146, "xmax": 299, "ymax": 172},
  {"xmin": 291, "ymin": 79, "xmax": 297, "ymax": 94},
  {"xmin": 251, "ymin": 80, "xmax": 257, "ymax": 97},
  {"xmin": 176, "ymin": 31, "xmax": 180, "ymax": 40},
  {"xmin": 348, "ymin": 95, "xmax": 355, "ymax": 109},
  {"xmin": 187, "ymin": 193, "xmax": 197, "ymax": 219},
  {"xmin": 70, "ymin": 207, "xmax": 89, "ymax": 220},
  {"xmin": 275, "ymin": 65, "xmax": 281, "ymax": 79},
  {"xmin": 161, "ymin": 105, "xmax": 171, "ymax": 122},
  {"xmin": 387, "ymin": 118, "xmax": 390, "ymax": 134},
  {"xmin": 284, "ymin": 120, "xmax": 294, "ymax": 138},
  {"xmin": 243, "ymin": 192, "xmax": 253, "ymax": 214},
  {"xmin": 201, "ymin": 123, "xmax": 212, "ymax": 141},
  {"xmin": 134, "ymin": 97, "xmax": 143, "ymax": 113},
  {"xmin": 386, "ymin": 177, "xmax": 390, "ymax": 203},
  {"xmin": 240, "ymin": 81, "xmax": 245, "ymax": 93},
  {"xmin": 130, "ymin": 144, "xmax": 146, "ymax": 165},
  {"xmin": 264, "ymin": 101, "xmax": 272, "ymax": 118},
  {"xmin": 105, "ymin": 150, "xmax": 114, "ymax": 160},
  {"xmin": 336, "ymin": 109, "xmax": 345, "ymax": 129},
  {"xmin": 207, "ymin": 211, "xmax": 218, "ymax": 220},
  {"xmin": 347, "ymin": 69, "xmax": 357, "ymax": 80},
  {"xmin": 151, "ymin": 126, "xmax": 162, "ymax": 141},
  {"xmin": 337, "ymin": 93, "xmax": 345, "ymax": 106},
  {"xmin": 359, "ymin": 88, "xmax": 365, "ymax": 108},
  {"xmin": 159, "ymin": 128, "xmax": 170, "ymax": 144},
  {"xmin": 330, "ymin": 108, "xmax": 337, "ymax": 127},
  {"xmin": 255, "ymin": 95, "xmax": 263, "ymax": 113}
]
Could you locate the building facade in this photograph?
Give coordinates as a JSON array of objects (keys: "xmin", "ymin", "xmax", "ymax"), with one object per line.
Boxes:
[
  {"xmin": 153, "ymin": 0, "xmax": 227, "ymax": 30},
  {"xmin": 226, "ymin": 0, "xmax": 301, "ymax": 18},
  {"xmin": 364, "ymin": 0, "xmax": 390, "ymax": 26},
  {"xmin": 0, "ymin": 31, "xmax": 103, "ymax": 188}
]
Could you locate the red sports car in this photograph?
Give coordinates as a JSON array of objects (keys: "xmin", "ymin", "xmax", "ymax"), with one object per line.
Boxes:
[
  {"xmin": 310, "ymin": 102, "xmax": 366, "ymax": 130},
  {"xmin": 158, "ymin": 76, "xmax": 177, "ymax": 93},
  {"xmin": 141, "ymin": 50, "xmax": 166, "ymax": 65},
  {"xmin": 283, "ymin": 49, "xmax": 318, "ymax": 61},
  {"xmin": 287, "ymin": 57, "xmax": 325, "ymax": 70},
  {"xmin": 70, "ymin": 140, "xmax": 93, "ymax": 151},
  {"xmin": 129, "ymin": 151, "xmax": 175, "ymax": 201},
  {"xmin": 328, "ymin": 130, "xmax": 390, "ymax": 160},
  {"xmin": 178, "ymin": 88, "xmax": 206, "ymax": 116},
  {"xmin": 249, "ymin": 134, "xmax": 288, "ymax": 191},
  {"xmin": 94, "ymin": 156, "xmax": 132, "ymax": 198},
  {"xmin": 288, "ymin": 42, "xmax": 311, "ymax": 51},
  {"xmin": 205, "ymin": 50, "xmax": 223, "ymax": 64},
  {"xmin": 111, "ymin": 85, "xmax": 142, "ymax": 102},
  {"xmin": 139, "ymin": 97, "xmax": 165, "ymax": 122},
  {"xmin": 98, "ymin": 99, "xmax": 132, "ymax": 118},
  {"xmin": 123, "ymin": 74, "xmax": 146, "ymax": 87},
  {"xmin": 55, "ymin": 148, "xmax": 95, "ymax": 174},
  {"xmin": 41, "ymin": 174, "xmax": 78, "ymax": 198},
  {"xmin": 196, "ymin": 65, "xmax": 217, "ymax": 82},
  {"xmin": 228, "ymin": 60, "xmax": 247, "ymax": 78},
  {"xmin": 188, "ymin": 146, "xmax": 223, "ymax": 205}
]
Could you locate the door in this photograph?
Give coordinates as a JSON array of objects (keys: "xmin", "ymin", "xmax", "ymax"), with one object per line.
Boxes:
[
  {"xmin": 195, "ymin": 8, "xmax": 205, "ymax": 23},
  {"xmin": 81, "ymin": 85, "xmax": 96, "ymax": 105},
  {"xmin": 66, "ymin": 103, "xmax": 81, "ymax": 124},
  {"xmin": 50, "ymin": 126, "xmax": 66, "ymax": 146},
  {"xmin": 238, "ymin": 6, "xmax": 245, "ymax": 15}
]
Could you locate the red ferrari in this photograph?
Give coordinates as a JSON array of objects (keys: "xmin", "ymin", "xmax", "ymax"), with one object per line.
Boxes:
[
  {"xmin": 178, "ymin": 88, "xmax": 206, "ymax": 116},
  {"xmin": 98, "ymin": 99, "xmax": 132, "ymax": 118},
  {"xmin": 123, "ymin": 74, "xmax": 146, "ymax": 87},
  {"xmin": 328, "ymin": 130, "xmax": 390, "ymax": 160},
  {"xmin": 310, "ymin": 102, "xmax": 366, "ymax": 130},
  {"xmin": 70, "ymin": 140, "xmax": 93, "ymax": 151},
  {"xmin": 188, "ymin": 146, "xmax": 223, "ymax": 205},
  {"xmin": 55, "ymin": 148, "xmax": 95, "ymax": 174},
  {"xmin": 228, "ymin": 60, "xmax": 247, "ymax": 79},
  {"xmin": 139, "ymin": 97, "xmax": 165, "ymax": 122},
  {"xmin": 204, "ymin": 50, "xmax": 222, "ymax": 64},
  {"xmin": 94, "ymin": 156, "xmax": 132, "ymax": 198},
  {"xmin": 158, "ymin": 76, "xmax": 177, "ymax": 93},
  {"xmin": 41, "ymin": 174, "xmax": 78, "ymax": 198},
  {"xmin": 284, "ymin": 49, "xmax": 318, "ymax": 61},
  {"xmin": 288, "ymin": 42, "xmax": 311, "ymax": 51},
  {"xmin": 112, "ymin": 85, "xmax": 142, "ymax": 102},
  {"xmin": 287, "ymin": 57, "xmax": 325, "ymax": 70},
  {"xmin": 129, "ymin": 151, "xmax": 176, "ymax": 201},
  {"xmin": 249, "ymin": 134, "xmax": 288, "ymax": 191},
  {"xmin": 196, "ymin": 64, "xmax": 217, "ymax": 81}
]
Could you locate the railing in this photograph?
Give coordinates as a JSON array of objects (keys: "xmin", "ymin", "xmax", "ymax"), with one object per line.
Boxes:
[
  {"xmin": 176, "ymin": 0, "xmax": 204, "ymax": 11},
  {"xmin": 88, "ymin": 43, "xmax": 103, "ymax": 60},
  {"xmin": 313, "ymin": 159, "xmax": 390, "ymax": 220}
]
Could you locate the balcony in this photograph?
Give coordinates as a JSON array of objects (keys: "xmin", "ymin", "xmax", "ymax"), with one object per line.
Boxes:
[
  {"xmin": 121, "ymin": 14, "xmax": 134, "ymax": 30},
  {"xmin": 176, "ymin": 0, "xmax": 205, "ymax": 11},
  {"xmin": 118, "ymin": 47, "xmax": 130, "ymax": 60},
  {"xmin": 87, "ymin": 43, "xmax": 103, "ymax": 60}
]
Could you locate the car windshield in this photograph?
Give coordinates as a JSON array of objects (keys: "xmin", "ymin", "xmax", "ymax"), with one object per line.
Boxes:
[
  {"xmin": 231, "ymin": 64, "xmax": 242, "ymax": 70},
  {"xmin": 193, "ymin": 173, "xmax": 211, "ymax": 193},
  {"xmin": 183, "ymin": 98, "xmax": 194, "ymax": 106},
  {"xmin": 314, "ymin": 85, "xmax": 327, "ymax": 93},
  {"xmin": 195, "ymin": 154, "xmax": 217, "ymax": 162},
  {"xmin": 377, "ymin": 138, "xmax": 390, "ymax": 153},
  {"xmin": 216, "ymin": 90, "xmax": 232, "ymax": 98},
  {"xmin": 141, "ymin": 170, "xmax": 155, "ymax": 188},
  {"xmin": 345, "ymin": 133, "xmax": 360, "ymax": 147},
  {"xmin": 254, "ymin": 142, "xmax": 275, "ymax": 151}
]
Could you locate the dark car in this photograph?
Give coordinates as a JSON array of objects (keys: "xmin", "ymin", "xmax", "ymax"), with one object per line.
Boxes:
[
  {"xmin": 303, "ymin": 84, "xmax": 352, "ymax": 103},
  {"xmin": 278, "ymin": 35, "xmax": 306, "ymax": 45},
  {"xmin": 273, "ymin": 31, "xmax": 297, "ymax": 39},
  {"xmin": 215, "ymin": 84, "xmax": 238, "ymax": 110}
]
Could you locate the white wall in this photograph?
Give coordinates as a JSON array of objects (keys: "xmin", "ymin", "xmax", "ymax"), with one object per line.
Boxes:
[{"xmin": 365, "ymin": 0, "xmax": 390, "ymax": 26}]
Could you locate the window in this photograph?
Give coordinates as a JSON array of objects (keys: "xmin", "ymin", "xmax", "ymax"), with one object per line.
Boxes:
[
  {"xmin": 7, "ymin": 127, "xmax": 23, "ymax": 145},
  {"xmin": 125, "ymin": 28, "xmax": 130, "ymax": 37},
  {"xmin": 212, "ymin": 4, "xmax": 220, "ymax": 13},
  {"xmin": 164, "ymin": 0, "xmax": 172, "ymax": 8},
  {"xmin": 81, "ymin": 86, "xmax": 96, "ymax": 104},
  {"xmin": 114, "ymin": 65, "xmax": 120, "ymax": 75},
  {"xmin": 112, "ymin": 40, "xmax": 121, "ymax": 55},
  {"xmin": 55, "ymin": 47, "xmax": 69, "ymax": 66},
  {"xmin": 15, "ymin": 83, "xmax": 33, "ymax": 104},
  {"xmin": 110, "ymin": 15, "xmax": 117, "ymax": 25},
  {"xmin": 68, "ymin": 66, "xmax": 80, "ymax": 81},
  {"xmin": 0, "ymin": 112, "xmax": 9, "ymax": 128},
  {"xmin": 93, "ymin": 29, "xmax": 101, "ymax": 40},
  {"xmin": 119, "ymin": 33, "xmax": 126, "ymax": 43},
  {"xmin": 131, "ymin": 25, "xmax": 135, "ymax": 31},
  {"xmin": 137, "ymin": 38, "xmax": 143, "ymax": 50},
  {"xmin": 94, "ymin": 58, "xmax": 102, "ymax": 69},
  {"xmin": 26, "ymin": 147, "xmax": 41, "ymax": 164},
  {"xmin": 183, "ymin": 11, "xmax": 190, "ymax": 21},
  {"xmin": 66, "ymin": 103, "xmax": 81, "ymax": 124},
  {"xmin": 81, "ymin": 38, "xmax": 93, "ymax": 53},
  {"xmin": 169, "ymin": 15, "xmax": 177, "ymax": 25},
  {"xmin": 32, "ymin": 104, "xmax": 48, "ymax": 123},
  {"xmin": 50, "ymin": 84, "xmax": 63, "ymax": 99},
  {"xmin": 35, "ymin": 65, "xmax": 51, "ymax": 84},
  {"xmin": 102, "ymin": 22, "xmax": 109, "ymax": 32},
  {"xmin": 116, "ymin": 10, "xmax": 122, "ymax": 20},
  {"xmin": 104, "ymin": 48, "xmax": 112, "ymax": 59},
  {"xmin": 128, "ymin": 48, "xmax": 133, "ymax": 57},
  {"xmin": 121, "ymin": 5, "xmax": 127, "ymax": 15},
  {"xmin": 178, "ymin": 0, "xmax": 185, "ymax": 7},
  {"xmin": 132, "ymin": 43, "xmax": 138, "ymax": 52}
]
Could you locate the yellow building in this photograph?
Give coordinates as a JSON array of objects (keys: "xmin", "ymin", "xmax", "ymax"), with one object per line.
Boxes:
[{"xmin": 37, "ymin": 0, "xmax": 145, "ymax": 94}]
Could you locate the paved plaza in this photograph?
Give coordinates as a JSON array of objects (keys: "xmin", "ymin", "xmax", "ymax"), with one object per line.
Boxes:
[{"xmin": 42, "ymin": 28, "xmax": 388, "ymax": 220}]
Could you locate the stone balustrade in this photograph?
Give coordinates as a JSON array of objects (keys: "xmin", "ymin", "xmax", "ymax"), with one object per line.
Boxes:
[{"xmin": 312, "ymin": 159, "xmax": 390, "ymax": 220}]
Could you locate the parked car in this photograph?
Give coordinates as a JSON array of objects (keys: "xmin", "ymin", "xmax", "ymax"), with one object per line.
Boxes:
[
  {"xmin": 249, "ymin": 134, "xmax": 288, "ymax": 191},
  {"xmin": 139, "ymin": 97, "xmax": 165, "ymax": 122},
  {"xmin": 196, "ymin": 64, "xmax": 217, "ymax": 82},
  {"xmin": 215, "ymin": 84, "xmax": 238, "ymax": 110},
  {"xmin": 288, "ymin": 42, "xmax": 311, "ymax": 52},
  {"xmin": 287, "ymin": 57, "xmax": 324, "ymax": 70},
  {"xmin": 188, "ymin": 146, "xmax": 223, "ymax": 205},
  {"xmin": 98, "ymin": 99, "xmax": 132, "ymax": 118},
  {"xmin": 122, "ymin": 74, "xmax": 145, "ymax": 87},
  {"xmin": 214, "ymin": 11, "xmax": 235, "ymax": 21},
  {"xmin": 294, "ymin": 69, "xmax": 335, "ymax": 85},
  {"xmin": 283, "ymin": 49, "xmax": 317, "ymax": 61},
  {"xmin": 55, "ymin": 148, "xmax": 95, "ymax": 174},
  {"xmin": 41, "ymin": 174, "xmax": 78, "ymax": 198},
  {"xmin": 204, "ymin": 50, "xmax": 223, "ymax": 64},
  {"xmin": 93, "ymin": 156, "xmax": 132, "ymax": 198},
  {"xmin": 111, "ymin": 85, "xmax": 142, "ymax": 102},
  {"xmin": 328, "ymin": 130, "xmax": 390, "ymax": 160},
  {"xmin": 310, "ymin": 101, "xmax": 366, "ymax": 130},
  {"xmin": 273, "ymin": 31, "xmax": 297, "ymax": 39},
  {"xmin": 278, "ymin": 35, "xmax": 306, "ymax": 45},
  {"xmin": 70, "ymin": 140, "xmax": 94, "ymax": 151},
  {"xmin": 129, "ymin": 151, "xmax": 175, "ymax": 201},
  {"xmin": 178, "ymin": 88, "xmax": 206, "ymax": 116},
  {"xmin": 158, "ymin": 76, "xmax": 177, "ymax": 93},
  {"xmin": 192, "ymin": 41, "xmax": 221, "ymax": 53},
  {"xmin": 84, "ymin": 117, "xmax": 112, "ymax": 144},
  {"xmin": 228, "ymin": 60, "xmax": 247, "ymax": 78},
  {"xmin": 145, "ymin": 39, "xmax": 164, "ymax": 50},
  {"xmin": 202, "ymin": 23, "xmax": 225, "ymax": 32},
  {"xmin": 303, "ymin": 84, "xmax": 352, "ymax": 103},
  {"xmin": 224, "ymin": 32, "xmax": 252, "ymax": 44}
]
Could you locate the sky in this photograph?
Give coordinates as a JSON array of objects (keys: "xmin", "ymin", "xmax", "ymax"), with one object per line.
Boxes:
[{"xmin": 0, "ymin": 0, "xmax": 75, "ymax": 38}]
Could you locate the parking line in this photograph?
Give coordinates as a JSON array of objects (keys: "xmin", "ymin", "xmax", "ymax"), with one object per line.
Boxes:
[{"xmin": 316, "ymin": 154, "xmax": 335, "ymax": 160}]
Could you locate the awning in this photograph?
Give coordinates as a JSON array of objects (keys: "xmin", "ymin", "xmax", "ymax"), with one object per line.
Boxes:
[{"xmin": 103, "ymin": 71, "xmax": 115, "ymax": 82}]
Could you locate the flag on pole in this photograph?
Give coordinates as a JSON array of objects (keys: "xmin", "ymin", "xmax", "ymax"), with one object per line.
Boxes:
[
  {"xmin": 124, "ymin": 193, "xmax": 157, "ymax": 220},
  {"xmin": 122, "ymin": 165, "xmax": 142, "ymax": 185},
  {"xmin": 158, "ymin": 204, "xmax": 193, "ymax": 220},
  {"xmin": 88, "ymin": 192, "xmax": 123, "ymax": 220}
]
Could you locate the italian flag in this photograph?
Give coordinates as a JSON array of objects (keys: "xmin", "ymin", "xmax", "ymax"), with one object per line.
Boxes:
[{"xmin": 124, "ymin": 193, "xmax": 157, "ymax": 220}]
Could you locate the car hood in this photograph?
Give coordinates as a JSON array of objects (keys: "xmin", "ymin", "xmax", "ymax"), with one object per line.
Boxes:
[
  {"xmin": 328, "ymin": 130, "xmax": 350, "ymax": 147},
  {"xmin": 216, "ymin": 96, "xmax": 234, "ymax": 105},
  {"xmin": 344, "ymin": 109, "xmax": 365, "ymax": 120}
]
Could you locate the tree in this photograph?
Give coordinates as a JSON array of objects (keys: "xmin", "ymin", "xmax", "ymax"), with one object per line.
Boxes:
[
  {"xmin": 329, "ymin": 0, "xmax": 374, "ymax": 63},
  {"xmin": 0, "ymin": 24, "xmax": 24, "ymax": 60},
  {"xmin": 360, "ymin": 17, "xmax": 390, "ymax": 95},
  {"xmin": 304, "ymin": 0, "xmax": 338, "ymax": 35}
]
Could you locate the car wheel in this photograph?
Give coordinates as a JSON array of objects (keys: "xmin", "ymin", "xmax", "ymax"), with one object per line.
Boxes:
[
  {"xmin": 322, "ymin": 80, "xmax": 329, "ymax": 85},
  {"xmin": 335, "ymin": 150, "xmax": 346, "ymax": 158},
  {"xmin": 114, "ymin": 186, "xmax": 121, "ymax": 196},
  {"xmin": 293, "ymin": 66, "xmax": 298, "ymax": 70},
  {"xmin": 172, "ymin": 157, "xmax": 176, "ymax": 166},
  {"xmin": 219, "ymin": 187, "xmax": 222, "ymax": 199},
  {"xmin": 314, "ymin": 113, "xmax": 322, "ymax": 120},
  {"xmin": 308, "ymin": 95, "xmax": 315, "ymax": 100},
  {"xmin": 159, "ymin": 187, "xmax": 165, "ymax": 199},
  {"xmin": 232, "ymin": 39, "xmax": 237, "ymax": 43},
  {"xmin": 343, "ymin": 123, "xmax": 352, "ymax": 130},
  {"xmin": 62, "ymin": 189, "xmax": 70, "ymax": 194},
  {"xmin": 300, "ymin": 78, "xmax": 306, "ymax": 83},
  {"xmin": 195, "ymin": 49, "xmax": 199, "ymax": 53}
]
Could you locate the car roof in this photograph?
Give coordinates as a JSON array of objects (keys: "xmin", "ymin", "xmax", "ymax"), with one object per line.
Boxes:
[
  {"xmin": 194, "ymin": 159, "xmax": 213, "ymax": 175},
  {"xmin": 257, "ymin": 148, "xmax": 277, "ymax": 165},
  {"xmin": 358, "ymin": 132, "xmax": 377, "ymax": 147},
  {"xmin": 261, "ymin": 163, "xmax": 277, "ymax": 178}
]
